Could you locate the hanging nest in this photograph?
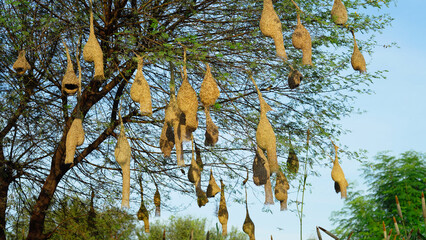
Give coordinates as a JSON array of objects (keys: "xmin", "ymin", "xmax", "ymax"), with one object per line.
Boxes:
[
  {"xmin": 264, "ymin": 177, "xmax": 274, "ymax": 205},
  {"xmin": 165, "ymin": 96, "xmax": 184, "ymax": 166},
  {"xmin": 252, "ymin": 147, "xmax": 270, "ymax": 186},
  {"xmin": 154, "ymin": 188, "xmax": 161, "ymax": 216},
  {"xmin": 195, "ymin": 143, "xmax": 204, "ymax": 171},
  {"xmin": 188, "ymin": 151, "xmax": 201, "ymax": 184},
  {"xmin": 61, "ymin": 43, "xmax": 80, "ymax": 96},
  {"xmin": 65, "ymin": 110, "xmax": 85, "ymax": 164},
  {"xmin": 288, "ymin": 69, "xmax": 303, "ymax": 89},
  {"xmin": 218, "ymin": 180, "xmax": 228, "ymax": 236},
  {"xmin": 195, "ymin": 180, "xmax": 209, "ymax": 207},
  {"xmin": 137, "ymin": 181, "xmax": 149, "ymax": 233},
  {"xmin": 200, "ymin": 63, "xmax": 220, "ymax": 107},
  {"xmin": 178, "ymin": 112, "xmax": 193, "ymax": 142},
  {"xmin": 177, "ymin": 65, "xmax": 199, "ymax": 133},
  {"xmin": 206, "ymin": 169, "xmax": 221, "ymax": 198},
  {"xmin": 292, "ymin": 13, "xmax": 312, "ymax": 65},
  {"xmin": 260, "ymin": 0, "xmax": 287, "ymax": 60},
  {"xmin": 13, "ymin": 50, "xmax": 31, "ymax": 75},
  {"xmin": 351, "ymin": 31, "xmax": 366, "ymax": 73},
  {"xmin": 331, "ymin": 0, "xmax": 348, "ymax": 25},
  {"xmin": 256, "ymin": 98, "xmax": 278, "ymax": 173},
  {"xmin": 243, "ymin": 196, "xmax": 255, "ymax": 240},
  {"xmin": 331, "ymin": 145, "xmax": 348, "ymax": 198},
  {"xmin": 114, "ymin": 124, "xmax": 131, "ymax": 208},
  {"xmin": 130, "ymin": 57, "xmax": 152, "ymax": 115},
  {"xmin": 204, "ymin": 108, "xmax": 219, "ymax": 146},
  {"xmin": 274, "ymin": 170, "xmax": 290, "ymax": 211},
  {"xmin": 159, "ymin": 122, "xmax": 174, "ymax": 157},
  {"xmin": 83, "ymin": 0, "xmax": 104, "ymax": 80},
  {"xmin": 287, "ymin": 147, "xmax": 299, "ymax": 174}
]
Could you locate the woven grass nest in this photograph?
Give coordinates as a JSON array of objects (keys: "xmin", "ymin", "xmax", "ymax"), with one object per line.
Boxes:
[
  {"xmin": 200, "ymin": 63, "xmax": 220, "ymax": 107},
  {"xmin": 206, "ymin": 169, "xmax": 220, "ymax": 198},
  {"xmin": 331, "ymin": 0, "xmax": 348, "ymax": 25},
  {"xmin": 331, "ymin": 145, "xmax": 348, "ymax": 198},
  {"xmin": 256, "ymin": 97, "xmax": 278, "ymax": 173},
  {"xmin": 264, "ymin": 177, "xmax": 274, "ymax": 205},
  {"xmin": 274, "ymin": 170, "xmax": 290, "ymax": 211},
  {"xmin": 177, "ymin": 68, "xmax": 199, "ymax": 133},
  {"xmin": 287, "ymin": 147, "xmax": 299, "ymax": 174},
  {"xmin": 351, "ymin": 31, "xmax": 366, "ymax": 73},
  {"xmin": 218, "ymin": 180, "xmax": 228, "ymax": 236},
  {"xmin": 243, "ymin": 203, "xmax": 255, "ymax": 240},
  {"xmin": 195, "ymin": 144, "xmax": 204, "ymax": 171},
  {"xmin": 154, "ymin": 188, "xmax": 161, "ymax": 216},
  {"xmin": 188, "ymin": 151, "xmax": 201, "ymax": 184},
  {"xmin": 13, "ymin": 50, "xmax": 31, "ymax": 75},
  {"xmin": 114, "ymin": 124, "xmax": 131, "ymax": 208},
  {"xmin": 253, "ymin": 147, "xmax": 270, "ymax": 186},
  {"xmin": 195, "ymin": 180, "xmax": 209, "ymax": 207},
  {"xmin": 137, "ymin": 186, "xmax": 149, "ymax": 233},
  {"xmin": 159, "ymin": 122, "xmax": 174, "ymax": 157},
  {"xmin": 292, "ymin": 13, "xmax": 312, "ymax": 65},
  {"xmin": 65, "ymin": 109, "xmax": 85, "ymax": 165},
  {"xmin": 62, "ymin": 43, "xmax": 80, "ymax": 96},
  {"xmin": 288, "ymin": 69, "xmax": 303, "ymax": 89},
  {"xmin": 165, "ymin": 95, "xmax": 184, "ymax": 166},
  {"xmin": 130, "ymin": 56, "xmax": 152, "ymax": 116},
  {"xmin": 260, "ymin": 0, "xmax": 287, "ymax": 60},
  {"xmin": 83, "ymin": 0, "xmax": 104, "ymax": 80},
  {"xmin": 204, "ymin": 108, "xmax": 219, "ymax": 146}
]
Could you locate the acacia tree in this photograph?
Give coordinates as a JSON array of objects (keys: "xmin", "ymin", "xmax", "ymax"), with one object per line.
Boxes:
[{"xmin": 0, "ymin": 0, "xmax": 394, "ymax": 239}]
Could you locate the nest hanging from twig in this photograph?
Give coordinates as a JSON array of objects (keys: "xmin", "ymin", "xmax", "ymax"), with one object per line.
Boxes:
[
  {"xmin": 260, "ymin": 0, "xmax": 287, "ymax": 60},
  {"xmin": 200, "ymin": 63, "xmax": 220, "ymax": 107},
  {"xmin": 288, "ymin": 69, "xmax": 303, "ymax": 89},
  {"xmin": 114, "ymin": 123, "xmax": 131, "ymax": 208},
  {"xmin": 83, "ymin": 0, "xmax": 104, "ymax": 80},
  {"xmin": 204, "ymin": 108, "xmax": 219, "ymax": 146},
  {"xmin": 130, "ymin": 56, "xmax": 152, "ymax": 115},
  {"xmin": 177, "ymin": 51, "xmax": 199, "ymax": 133},
  {"xmin": 159, "ymin": 122, "xmax": 174, "ymax": 157},
  {"xmin": 137, "ymin": 179, "xmax": 149, "ymax": 233},
  {"xmin": 331, "ymin": 0, "xmax": 348, "ymax": 25},
  {"xmin": 243, "ymin": 189, "xmax": 255, "ymax": 240},
  {"xmin": 351, "ymin": 31, "xmax": 366, "ymax": 73},
  {"xmin": 264, "ymin": 177, "xmax": 274, "ymax": 205},
  {"xmin": 274, "ymin": 170, "xmax": 290, "ymax": 210},
  {"xmin": 61, "ymin": 42, "xmax": 80, "ymax": 96},
  {"xmin": 195, "ymin": 179, "xmax": 209, "ymax": 207},
  {"xmin": 13, "ymin": 50, "xmax": 31, "ymax": 75},
  {"xmin": 65, "ymin": 108, "xmax": 85, "ymax": 164},
  {"xmin": 253, "ymin": 147, "xmax": 270, "ymax": 186},
  {"xmin": 287, "ymin": 147, "xmax": 299, "ymax": 174},
  {"xmin": 256, "ymin": 97, "xmax": 278, "ymax": 173},
  {"xmin": 292, "ymin": 13, "xmax": 312, "ymax": 65},
  {"xmin": 154, "ymin": 188, "xmax": 161, "ymax": 216},
  {"xmin": 218, "ymin": 180, "xmax": 228, "ymax": 236},
  {"xmin": 331, "ymin": 144, "xmax": 348, "ymax": 198},
  {"xmin": 206, "ymin": 169, "xmax": 221, "ymax": 198}
]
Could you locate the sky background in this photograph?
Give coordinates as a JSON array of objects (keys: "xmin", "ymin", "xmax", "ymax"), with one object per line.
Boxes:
[{"xmin": 147, "ymin": 0, "xmax": 426, "ymax": 239}]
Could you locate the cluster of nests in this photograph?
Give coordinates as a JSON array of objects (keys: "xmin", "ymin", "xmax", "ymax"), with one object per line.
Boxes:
[
  {"xmin": 10, "ymin": 0, "xmax": 358, "ymax": 238},
  {"xmin": 260, "ymin": 0, "xmax": 366, "ymax": 91}
]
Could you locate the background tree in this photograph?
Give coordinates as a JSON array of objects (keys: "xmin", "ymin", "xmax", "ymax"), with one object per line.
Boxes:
[
  {"xmin": 330, "ymin": 151, "xmax": 426, "ymax": 239},
  {"xmin": 0, "ymin": 0, "xmax": 394, "ymax": 239},
  {"xmin": 137, "ymin": 215, "xmax": 247, "ymax": 240}
]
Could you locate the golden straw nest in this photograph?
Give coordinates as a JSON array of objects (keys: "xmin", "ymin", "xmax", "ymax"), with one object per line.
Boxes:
[{"xmin": 13, "ymin": 50, "xmax": 31, "ymax": 75}]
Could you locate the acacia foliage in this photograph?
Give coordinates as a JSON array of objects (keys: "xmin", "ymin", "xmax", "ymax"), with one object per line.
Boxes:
[
  {"xmin": 330, "ymin": 151, "xmax": 426, "ymax": 239},
  {"xmin": 0, "ymin": 0, "xmax": 393, "ymax": 238}
]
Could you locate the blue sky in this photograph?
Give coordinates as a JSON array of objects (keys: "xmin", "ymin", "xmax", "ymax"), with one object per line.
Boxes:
[{"xmin": 148, "ymin": 0, "xmax": 426, "ymax": 239}]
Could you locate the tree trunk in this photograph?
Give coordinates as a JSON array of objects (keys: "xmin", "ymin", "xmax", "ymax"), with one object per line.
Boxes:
[
  {"xmin": 0, "ymin": 172, "xmax": 11, "ymax": 240},
  {"xmin": 26, "ymin": 141, "xmax": 69, "ymax": 240}
]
